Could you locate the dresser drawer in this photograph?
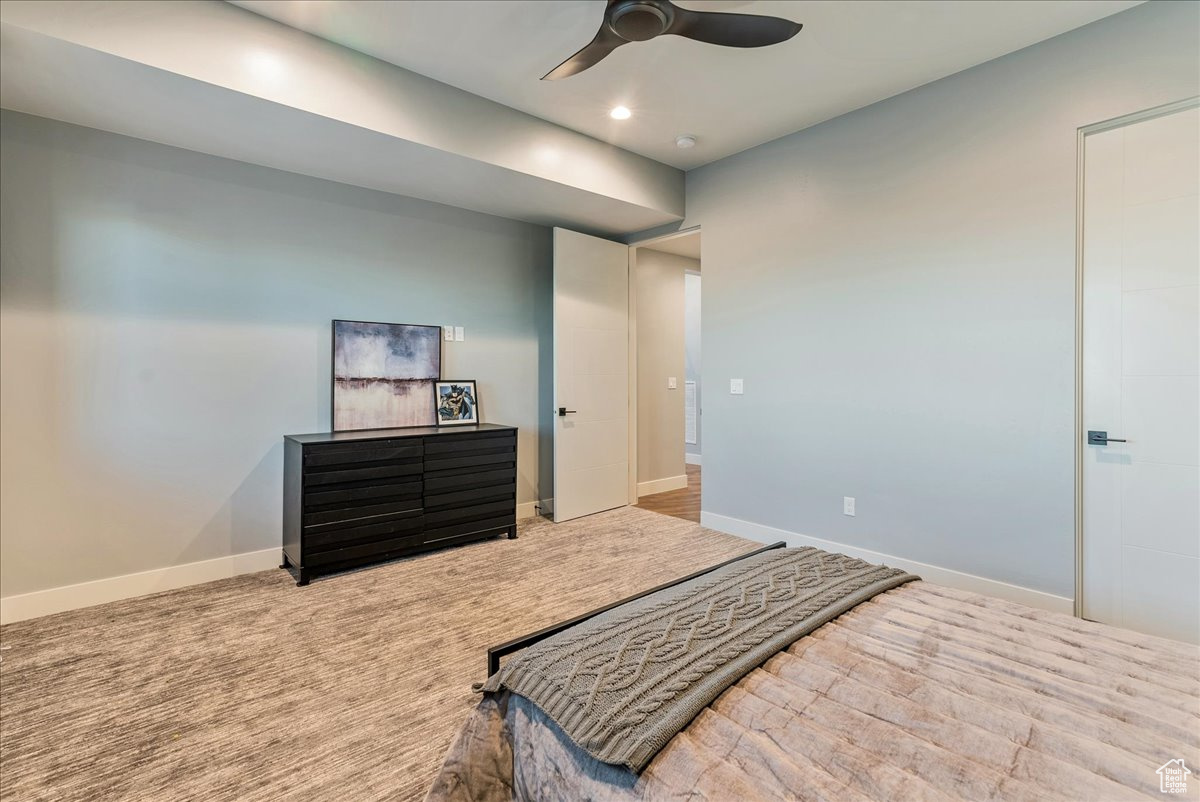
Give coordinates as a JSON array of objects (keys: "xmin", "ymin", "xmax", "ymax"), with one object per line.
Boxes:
[
  {"xmin": 306, "ymin": 437, "xmax": 426, "ymax": 454},
  {"xmin": 304, "ymin": 511, "xmax": 424, "ymax": 551},
  {"xmin": 304, "ymin": 444, "xmax": 422, "ymax": 467},
  {"xmin": 304, "ymin": 479, "xmax": 422, "ymax": 509},
  {"xmin": 305, "ymin": 462, "xmax": 423, "ymax": 487},
  {"xmin": 304, "ymin": 531, "xmax": 425, "ymax": 567},
  {"xmin": 423, "ymin": 513, "xmax": 515, "ymax": 545},
  {"xmin": 422, "ymin": 431, "xmax": 515, "ymax": 455},
  {"xmin": 303, "ymin": 501, "xmax": 423, "ymax": 530},
  {"xmin": 423, "ymin": 450, "xmax": 515, "ymax": 473},
  {"xmin": 424, "ymin": 480, "xmax": 513, "ymax": 511},
  {"xmin": 424, "ymin": 486, "xmax": 513, "ymax": 511},
  {"xmin": 424, "ymin": 467, "xmax": 515, "ymax": 493},
  {"xmin": 422, "ymin": 432, "xmax": 515, "ymax": 473},
  {"xmin": 424, "ymin": 498, "xmax": 513, "ymax": 526},
  {"xmin": 423, "ymin": 498, "xmax": 516, "ymax": 544}
]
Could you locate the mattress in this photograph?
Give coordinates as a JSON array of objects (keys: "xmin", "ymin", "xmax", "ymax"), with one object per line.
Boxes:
[{"xmin": 429, "ymin": 580, "xmax": 1200, "ymax": 801}]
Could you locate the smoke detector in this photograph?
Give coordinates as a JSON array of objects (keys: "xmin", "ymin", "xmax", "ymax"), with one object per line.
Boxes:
[{"xmin": 675, "ymin": 134, "xmax": 697, "ymax": 149}]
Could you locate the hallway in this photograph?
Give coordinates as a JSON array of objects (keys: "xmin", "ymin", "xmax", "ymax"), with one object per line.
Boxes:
[{"xmin": 634, "ymin": 464, "xmax": 701, "ymax": 523}]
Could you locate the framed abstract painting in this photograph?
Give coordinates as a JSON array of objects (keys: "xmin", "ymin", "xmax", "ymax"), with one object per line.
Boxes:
[
  {"xmin": 434, "ymin": 380, "xmax": 479, "ymax": 426},
  {"xmin": 331, "ymin": 320, "xmax": 441, "ymax": 431}
]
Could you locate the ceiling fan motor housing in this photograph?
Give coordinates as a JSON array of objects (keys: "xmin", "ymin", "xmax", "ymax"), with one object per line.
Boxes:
[{"xmin": 609, "ymin": 0, "xmax": 673, "ymax": 41}]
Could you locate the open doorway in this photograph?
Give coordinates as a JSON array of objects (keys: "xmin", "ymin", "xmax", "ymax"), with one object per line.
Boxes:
[{"xmin": 630, "ymin": 230, "xmax": 701, "ymax": 522}]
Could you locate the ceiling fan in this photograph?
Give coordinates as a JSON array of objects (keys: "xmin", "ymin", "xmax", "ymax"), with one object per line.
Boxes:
[{"xmin": 543, "ymin": 0, "xmax": 803, "ymax": 80}]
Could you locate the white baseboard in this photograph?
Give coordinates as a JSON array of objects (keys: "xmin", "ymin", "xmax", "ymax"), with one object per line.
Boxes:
[
  {"xmin": 0, "ymin": 547, "xmax": 280, "ymax": 625},
  {"xmin": 4, "ymin": 501, "xmax": 543, "ymax": 625},
  {"xmin": 700, "ymin": 512, "xmax": 1074, "ymax": 615},
  {"xmin": 685, "ymin": 453, "xmax": 702, "ymax": 466},
  {"xmin": 637, "ymin": 474, "xmax": 688, "ymax": 498}
]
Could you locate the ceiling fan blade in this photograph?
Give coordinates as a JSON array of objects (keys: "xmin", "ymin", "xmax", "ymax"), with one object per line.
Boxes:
[
  {"xmin": 665, "ymin": 6, "xmax": 801, "ymax": 48},
  {"xmin": 542, "ymin": 24, "xmax": 627, "ymax": 80}
]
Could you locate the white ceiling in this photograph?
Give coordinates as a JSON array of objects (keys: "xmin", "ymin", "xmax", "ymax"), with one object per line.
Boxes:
[
  {"xmin": 641, "ymin": 230, "xmax": 701, "ymax": 260},
  {"xmin": 232, "ymin": 0, "xmax": 1142, "ymax": 170}
]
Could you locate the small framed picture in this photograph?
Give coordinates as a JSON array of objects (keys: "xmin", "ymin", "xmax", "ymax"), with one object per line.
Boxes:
[{"xmin": 434, "ymin": 380, "xmax": 479, "ymax": 426}]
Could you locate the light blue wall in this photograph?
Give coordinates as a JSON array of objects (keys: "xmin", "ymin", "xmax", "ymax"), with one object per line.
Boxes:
[
  {"xmin": 681, "ymin": 1, "xmax": 1200, "ymax": 597},
  {"xmin": 684, "ymin": 272, "xmax": 701, "ymax": 457},
  {"xmin": 0, "ymin": 111, "xmax": 551, "ymax": 596}
]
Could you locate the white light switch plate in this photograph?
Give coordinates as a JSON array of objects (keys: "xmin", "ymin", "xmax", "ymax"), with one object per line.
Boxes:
[
  {"xmin": 668, "ymin": 377, "xmax": 677, "ymax": 389},
  {"xmin": 730, "ymin": 378, "xmax": 744, "ymax": 395},
  {"xmin": 454, "ymin": 326, "xmax": 464, "ymax": 342},
  {"xmin": 443, "ymin": 326, "xmax": 454, "ymax": 342},
  {"xmin": 843, "ymin": 496, "xmax": 856, "ymax": 517}
]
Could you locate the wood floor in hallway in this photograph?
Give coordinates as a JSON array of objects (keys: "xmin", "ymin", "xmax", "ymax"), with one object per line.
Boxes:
[{"xmin": 635, "ymin": 464, "xmax": 701, "ymax": 522}]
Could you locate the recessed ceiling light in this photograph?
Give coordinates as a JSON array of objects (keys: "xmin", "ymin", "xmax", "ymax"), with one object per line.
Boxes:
[
  {"xmin": 610, "ymin": 106, "xmax": 632, "ymax": 120},
  {"xmin": 675, "ymin": 134, "xmax": 697, "ymax": 149},
  {"xmin": 244, "ymin": 50, "xmax": 285, "ymax": 83}
]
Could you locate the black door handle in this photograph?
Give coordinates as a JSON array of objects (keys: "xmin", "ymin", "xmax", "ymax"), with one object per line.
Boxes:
[
  {"xmin": 558, "ymin": 407, "xmax": 577, "ymax": 417},
  {"xmin": 1087, "ymin": 430, "xmax": 1127, "ymax": 446}
]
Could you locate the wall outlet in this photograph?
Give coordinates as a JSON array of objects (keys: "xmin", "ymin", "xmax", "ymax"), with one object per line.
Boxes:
[
  {"xmin": 843, "ymin": 496, "xmax": 856, "ymax": 517},
  {"xmin": 730, "ymin": 378, "xmax": 744, "ymax": 395},
  {"xmin": 454, "ymin": 326, "xmax": 464, "ymax": 342},
  {"xmin": 668, "ymin": 377, "xmax": 677, "ymax": 389},
  {"xmin": 443, "ymin": 326, "xmax": 455, "ymax": 342}
]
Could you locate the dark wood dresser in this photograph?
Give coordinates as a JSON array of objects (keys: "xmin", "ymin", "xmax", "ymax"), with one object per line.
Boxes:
[{"xmin": 282, "ymin": 423, "xmax": 517, "ymax": 585}]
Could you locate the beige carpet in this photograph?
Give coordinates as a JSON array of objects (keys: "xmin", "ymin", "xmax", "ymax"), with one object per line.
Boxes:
[{"xmin": 0, "ymin": 507, "xmax": 754, "ymax": 801}]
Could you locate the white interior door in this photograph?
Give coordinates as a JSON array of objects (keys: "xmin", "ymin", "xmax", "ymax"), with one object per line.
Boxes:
[
  {"xmin": 553, "ymin": 228, "xmax": 630, "ymax": 523},
  {"xmin": 1081, "ymin": 104, "xmax": 1200, "ymax": 644}
]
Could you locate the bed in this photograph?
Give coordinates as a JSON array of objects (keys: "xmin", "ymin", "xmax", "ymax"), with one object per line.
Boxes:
[{"xmin": 427, "ymin": 543, "xmax": 1200, "ymax": 801}]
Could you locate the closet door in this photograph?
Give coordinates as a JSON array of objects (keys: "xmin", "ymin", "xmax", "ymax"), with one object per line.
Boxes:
[{"xmin": 1081, "ymin": 105, "xmax": 1199, "ymax": 643}]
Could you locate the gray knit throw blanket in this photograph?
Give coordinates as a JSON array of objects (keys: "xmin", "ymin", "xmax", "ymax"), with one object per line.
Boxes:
[{"xmin": 480, "ymin": 546, "xmax": 917, "ymax": 772}]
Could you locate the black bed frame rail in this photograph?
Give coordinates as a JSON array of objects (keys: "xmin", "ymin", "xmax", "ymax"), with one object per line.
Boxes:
[{"xmin": 486, "ymin": 540, "xmax": 788, "ymax": 677}]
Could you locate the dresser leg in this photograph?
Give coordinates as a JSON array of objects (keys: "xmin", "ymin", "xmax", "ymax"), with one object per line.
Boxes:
[
  {"xmin": 507, "ymin": 526, "xmax": 518, "ymax": 540},
  {"xmin": 279, "ymin": 551, "xmax": 292, "ymax": 570}
]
